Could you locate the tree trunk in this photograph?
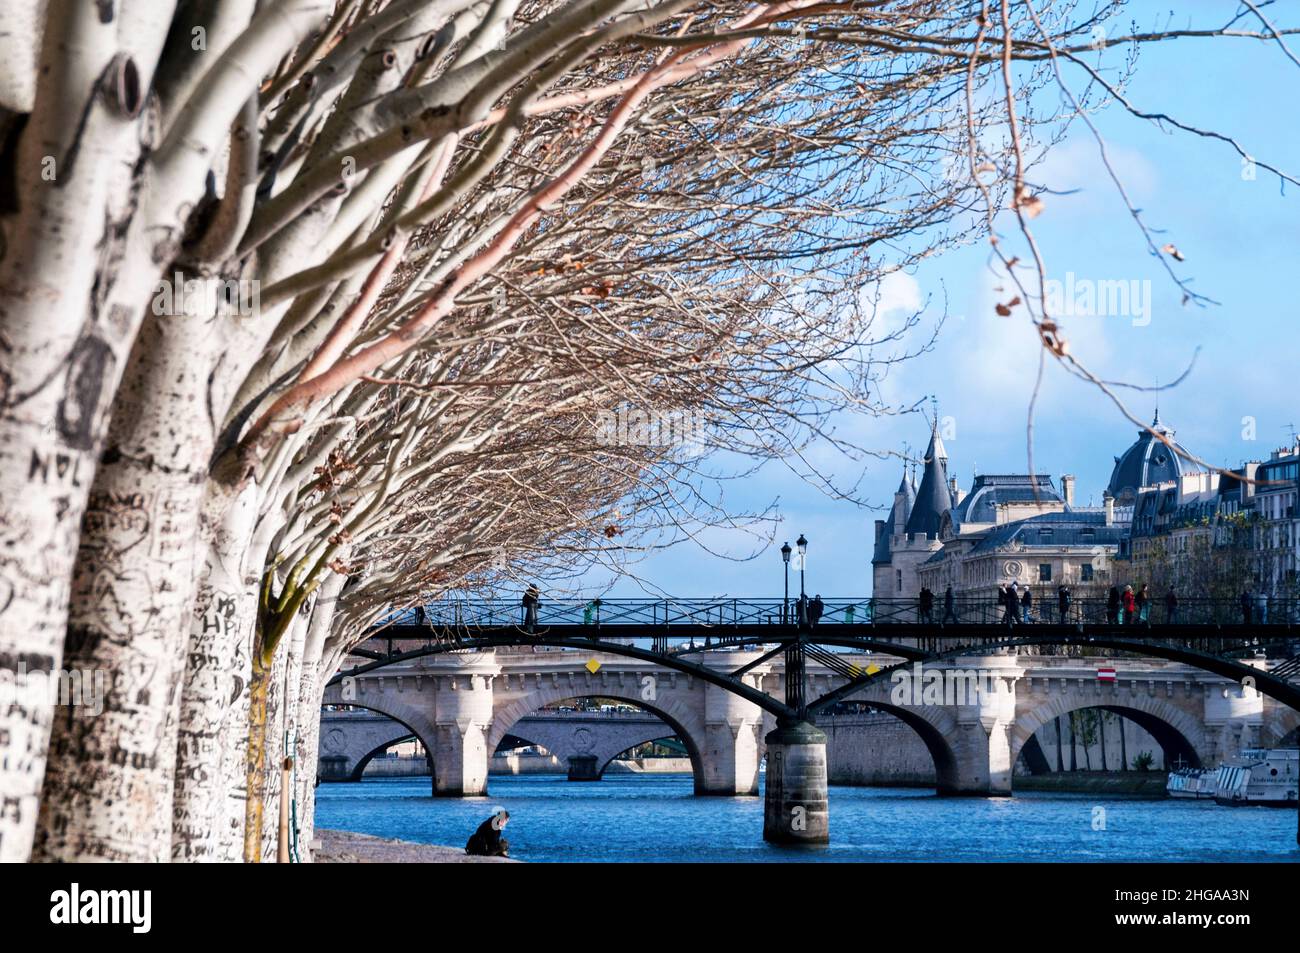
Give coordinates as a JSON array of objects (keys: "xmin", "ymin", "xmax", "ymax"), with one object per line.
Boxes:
[
  {"xmin": 292, "ymin": 573, "xmax": 345, "ymax": 861},
  {"xmin": 0, "ymin": 0, "xmax": 172, "ymax": 861},
  {"xmin": 34, "ymin": 308, "xmax": 220, "ymax": 861},
  {"xmin": 170, "ymin": 483, "xmax": 259, "ymax": 861},
  {"xmin": 1067, "ymin": 713, "xmax": 1077, "ymax": 772},
  {"xmin": 1054, "ymin": 716, "xmax": 1064, "ymax": 773},
  {"xmin": 243, "ymin": 642, "xmax": 272, "ymax": 863}
]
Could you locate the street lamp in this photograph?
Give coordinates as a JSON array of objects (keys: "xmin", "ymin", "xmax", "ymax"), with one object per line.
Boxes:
[
  {"xmin": 781, "ymin": 541, "xmax": 792, "ymax": 624},
  {"xmin": 796, "ymin": 534, "xmax": 808, "ymax": 600}
]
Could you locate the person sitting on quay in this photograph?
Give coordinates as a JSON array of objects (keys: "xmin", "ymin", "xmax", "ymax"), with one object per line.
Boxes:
[{"xmin": 466, "ymin": 808, "xmax": 511, "ymax": 857}]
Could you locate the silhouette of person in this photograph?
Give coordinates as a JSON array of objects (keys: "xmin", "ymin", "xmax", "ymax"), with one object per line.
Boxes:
[
  {"xmin": 522, "ymin": 585, "xmax": 540, "ymax": 632},
  {"xmin": 918, "ymin": 587, "xmax": 934, "ymax": 624},
  {"xmin": 466, "ymin": 808, "xmax": 510, "ymax": 857},
  {"xmin": 809, "ymin": 594, "xmax": 824, "ymax": 626}
]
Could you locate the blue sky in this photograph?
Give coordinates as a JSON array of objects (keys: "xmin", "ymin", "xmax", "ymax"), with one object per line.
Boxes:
[{"xmin": 581, "ymin": 4, "xmax": 1300, "ymax": 600}]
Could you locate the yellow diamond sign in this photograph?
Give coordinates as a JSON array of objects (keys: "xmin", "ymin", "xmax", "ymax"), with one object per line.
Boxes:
[{"xmin": 585, "ymin": 658, "xmax": 601, "ymax": 674}]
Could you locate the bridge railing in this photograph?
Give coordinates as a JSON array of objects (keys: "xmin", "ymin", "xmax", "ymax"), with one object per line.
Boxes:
[{"xmin": 387, "ymin": 595, "xmax": 1300, "ymax": 630}]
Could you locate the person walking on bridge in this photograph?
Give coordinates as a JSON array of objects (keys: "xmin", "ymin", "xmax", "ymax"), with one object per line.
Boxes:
[
  {"xmin": 1164, "ymin": 588, "xmax": 1178, "ymax": 624},
  {"xmin": 1136, "ymin": 584, "xmax": 1150, "ymax": 625},
  {"xmin": 809, "ymin": 594, "xmax": 824, "ymax": 627},
  {"xmin": 522, "ymin": 584, "xmax": 541, "ymax": 633},
  {"xmin": 1122, "ymin": 585, "xmax": 1136, "ymax": 625},
  {"xmin": 1001, "ymin": 583, "xmax": 1019, "ymax": 627},
  {"xmin": 942, "ymin": 585, "xmax": 958, "ymax": 624},
  {"xmin": 918, "ymin": 587, "xmax": 934, "ymax": 624},
  {"xmin": 1107, "ymin": 586, "xmax": 1120, "ymax": 625},
  {"xmin": 1057, "ymin": 585, "xmax": 1071, "ymax": 625},
  {"xmin": 1240, "ymin": 588, "xmax": 1253, "ymax": 626},
  {"xmin": 1020, "ymin": 586, "xmax": 1034, "ymax": 624}
]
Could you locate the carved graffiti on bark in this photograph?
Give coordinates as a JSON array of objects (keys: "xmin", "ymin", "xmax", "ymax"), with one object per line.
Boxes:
[{"xmin": 55, "ymin": 335, "xmax": 115, "ymax": 451}]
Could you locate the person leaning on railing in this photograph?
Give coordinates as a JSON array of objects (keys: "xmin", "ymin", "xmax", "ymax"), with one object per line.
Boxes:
[{"xmin": 522, "ymin": 584, "xmax": 540, "ymax": 633}]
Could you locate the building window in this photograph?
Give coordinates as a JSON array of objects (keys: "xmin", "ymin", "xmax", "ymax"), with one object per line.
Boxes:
[
  {"xmin": 1081, "ymin": 564, "xmax": 1094, "ymax": 582},
  {"xmin": 896, "ymin": 570, "xmax": 902, "ymax": 593},
  {"xmin": 1038, "ymin": 563, "xmax": 1052, "ymax": 582}
]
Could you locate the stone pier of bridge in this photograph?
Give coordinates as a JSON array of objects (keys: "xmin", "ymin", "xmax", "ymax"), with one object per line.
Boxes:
[{"xmin": 320, "ymin": 646, "xmax": 1297, "ymax": 803}]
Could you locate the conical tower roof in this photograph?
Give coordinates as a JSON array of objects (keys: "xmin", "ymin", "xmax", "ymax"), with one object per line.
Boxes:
[
  {"xmin": 872, "ymin": 465, "xmax": 916, "ymax": 564},
  {"xmin": 903, "ymin": 424, "xmax": 953, "ymax": 538}
]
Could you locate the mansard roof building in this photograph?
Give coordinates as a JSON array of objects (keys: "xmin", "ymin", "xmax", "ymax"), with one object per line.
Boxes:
[{"xmin": 871, "ymin": 414, "xmax": 1199, "ymax": 600}]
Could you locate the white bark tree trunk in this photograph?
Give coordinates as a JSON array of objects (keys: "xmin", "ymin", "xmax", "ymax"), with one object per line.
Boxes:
[
  {"xmin": 169, "ymin": 482, "xmax": 259, "ymax": 861},
  {"xmin": 34, "ymin": 303, "xmax": 223, "ymax": 861},
  {"xmin": 292, "ymin": 573, "xmax": 345, "ymax": 861},
  {"xmin": 0, "ymin": 0, "xmax": 175, "ymax": 861}
]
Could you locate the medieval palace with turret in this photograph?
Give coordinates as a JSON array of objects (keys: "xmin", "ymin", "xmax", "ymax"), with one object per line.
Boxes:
[{"xmin": 872, "ymin": 415, "xmax": 1300, "ymax": 602}]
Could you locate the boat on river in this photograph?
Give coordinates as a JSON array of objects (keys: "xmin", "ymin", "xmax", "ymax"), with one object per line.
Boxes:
[
  {"xmin": 1213, "ymin": 748, "xmax": 1299, "ymax": 807},
  {"xmin": 1165, "ymin": 766, "xmax": 1217, "ymax": 800}
]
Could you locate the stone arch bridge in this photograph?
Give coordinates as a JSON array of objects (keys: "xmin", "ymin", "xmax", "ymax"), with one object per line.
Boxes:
[{"xmin": 320, "ymin": 646, "xmax": 1299, "ymax": 798}]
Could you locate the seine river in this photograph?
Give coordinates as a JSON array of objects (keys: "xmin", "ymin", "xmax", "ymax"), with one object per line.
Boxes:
[{"xmin": 315, "ymin": 774, "xmax": 1300, "ymax": 863}]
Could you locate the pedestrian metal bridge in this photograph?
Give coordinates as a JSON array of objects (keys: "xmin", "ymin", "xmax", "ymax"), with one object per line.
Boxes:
[
  {"xmin": 335, "ymin": 595, "xmax": 1300, "ymax": 725},
  {"xmin": 395, "ymin": 595, "xmax": 1300, "ymax": 631}
]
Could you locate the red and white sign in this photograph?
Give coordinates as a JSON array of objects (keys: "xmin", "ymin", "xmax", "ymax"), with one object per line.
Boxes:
[{"xmin": 1097, "ymin": 667, "xmax": 1116, "ymax": 681}]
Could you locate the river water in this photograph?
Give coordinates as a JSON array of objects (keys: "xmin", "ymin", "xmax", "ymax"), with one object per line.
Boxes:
[{"xmin": 314, "ymin": 774, "xmax": 1300, "ymax": 863}]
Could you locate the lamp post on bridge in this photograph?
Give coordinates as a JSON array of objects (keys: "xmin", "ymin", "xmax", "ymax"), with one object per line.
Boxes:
[
  {"xmin": 781, "ymin": 540, "xmax": 791, "ymax": 624},
  {"xmin": 787, "ymin": 533, "xmax": 809, "ymax": 713},
  {"xmin": 764, "ymin": 532, "xmax": 828, "ymax": 846}
]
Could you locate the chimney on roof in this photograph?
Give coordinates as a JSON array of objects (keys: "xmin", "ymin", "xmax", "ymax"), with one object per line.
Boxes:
[
  {"xmin": 1103, "ymin": 490, "xmax": 1114, "ymax": 526},
  {"xmin": 1061, "ymin": 474, "xmax": 1076, "ymax": 508}
]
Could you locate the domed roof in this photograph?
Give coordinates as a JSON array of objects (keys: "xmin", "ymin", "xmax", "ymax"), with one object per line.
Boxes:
[
  {"xmin": 1107, "ymin": 412, "xmax": 1191, "ymax": 504},
  {"xmin": 951, "ymin": 474, "xmax": 1061, "ymax": 528}
]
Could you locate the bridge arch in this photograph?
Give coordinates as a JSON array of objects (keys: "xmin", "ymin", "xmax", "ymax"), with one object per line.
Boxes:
[
  {"xmin": 351, "ymin": 730, "xmax": 425, "ymax": 781},
  {"xmin": 857, "ymin": 701, "xmax": 962, "ymax": 793},
  {"xmin": 322, "ymin": 696, "xmax": 440, "ymax": 782},
  {"xmin": 820, "ymin": 684, "xmax": 963, "ymax": 793},
  {"xmin": 1010, "ymin": 694, "xmax": 1204, "ymax": 771},
  {"xmin": 488, "ymin": 687, "xmax": 707, "ymax": 785},
  {"xmin": 1261, "ymin": 706, "xmax": 1300, "ymax": 747}
]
